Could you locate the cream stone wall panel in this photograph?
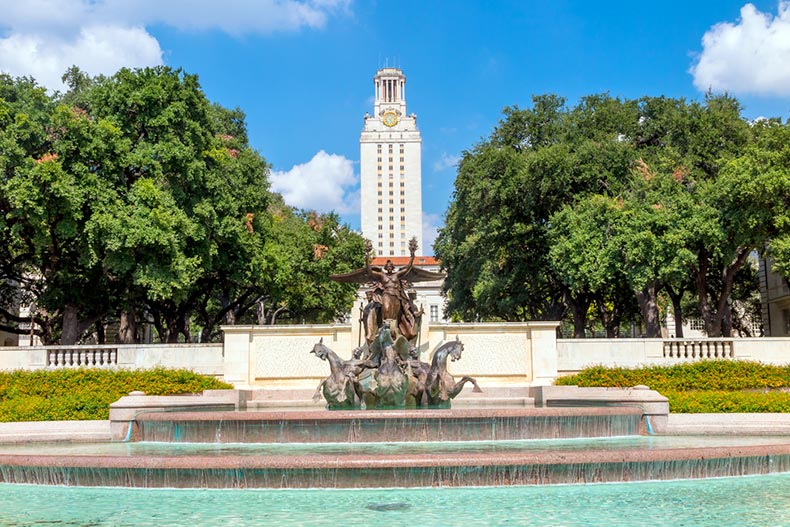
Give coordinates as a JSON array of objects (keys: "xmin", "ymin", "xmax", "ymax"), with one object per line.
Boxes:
[{"xmin": 244, "ymin": 325, "xmax": 354, "ymax": 386}]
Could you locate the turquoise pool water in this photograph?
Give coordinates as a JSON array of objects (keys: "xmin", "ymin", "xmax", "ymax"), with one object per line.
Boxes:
[{"xmin": 2, "ymin": 473, "xmax": 789, "ymax": 526}]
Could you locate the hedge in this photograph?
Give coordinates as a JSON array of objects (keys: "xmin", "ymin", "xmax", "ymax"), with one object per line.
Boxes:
[
  {"xmin": 0, "ymin": 368, "xmax": 232, "ymax": 422},
  {"xmin": 555, "ymin": 360, "xmax": 790, "ymax": 413}
]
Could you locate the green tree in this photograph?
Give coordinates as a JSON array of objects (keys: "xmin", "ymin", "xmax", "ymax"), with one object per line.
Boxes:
[
  {"xmin": 1, "ymin": 67, "xmax": 365, "ymax": 344},
  {"xmin": 439, "ymin": 92, "xmax": 788, "ymax": 337}
]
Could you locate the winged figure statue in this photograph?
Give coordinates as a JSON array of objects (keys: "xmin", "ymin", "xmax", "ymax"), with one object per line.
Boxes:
[{"xmin": 331, "ymin": 237, "xmax": 444, "ymax": 346}]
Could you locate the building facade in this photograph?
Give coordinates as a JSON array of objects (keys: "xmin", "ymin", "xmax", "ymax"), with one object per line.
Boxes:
[
  {"xmin": 760, "ymin": 257, "xmax": 790, "ymax": 337},
  {"xmin": 360, "ymin": 68, "xmax": 423, "ymax": 257}
]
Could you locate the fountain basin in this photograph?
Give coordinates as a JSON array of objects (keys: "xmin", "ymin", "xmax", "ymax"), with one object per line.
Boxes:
[
  {"xmin": 130, "ymin": 407, "xmax": 645, "ymax": 443},
  {"xmin": 2, "ymin": 441, "xmax": 790, "ymax": 488}
]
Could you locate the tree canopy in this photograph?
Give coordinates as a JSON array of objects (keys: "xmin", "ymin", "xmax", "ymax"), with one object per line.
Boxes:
[
  {"xmin": 0, "ymin": 67, "xmax": 365, "ymax": 344},
  {"xmin": 436, "ymin": 93, "xmax": 790, "ymax": 337}
]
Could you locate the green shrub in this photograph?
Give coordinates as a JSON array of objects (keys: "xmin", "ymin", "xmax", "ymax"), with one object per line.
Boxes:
[
  {"xmin": 555, "ymin": 361, "xmax": 790, "ymax": 413},
  {"xmin": 665, "ymin": 390, "xmax": 790, "ymax": 413},
  {"xmin": 0, "ymin": 368, "xmax": 233, "ymax": 422},
  {"xmin": 555, "ymin": 361, "xmax": 790, "ymax": 392}
]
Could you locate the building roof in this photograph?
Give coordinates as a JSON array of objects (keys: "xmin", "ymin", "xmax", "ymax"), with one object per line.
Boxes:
[{"xmin": 371, "ymin": 256, "xmax": 439, "ymax": 266}]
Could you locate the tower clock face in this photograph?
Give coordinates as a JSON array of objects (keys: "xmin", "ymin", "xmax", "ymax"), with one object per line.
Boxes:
[{"xmin": 382, "ymin": 111, "xmax": 398, "ymax": 127}]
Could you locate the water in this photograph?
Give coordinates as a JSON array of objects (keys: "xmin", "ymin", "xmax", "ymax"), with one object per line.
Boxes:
[
  {"xmin": 1, "ymin": 434, "xmax": 787, "ymax": 457},
  {"xmin": 135, "ymin": 411, "xmax": 643, "ymax": 443},
  {"xmin": 2, "ymin": 473, "xmax": 790, "ymax": 526}
]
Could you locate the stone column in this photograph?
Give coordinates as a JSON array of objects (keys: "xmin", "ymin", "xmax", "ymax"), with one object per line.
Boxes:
[
  {"xmin": 528, "ymin": 321, "xmax": 560, "ymax": 386},
  {"xmin": 221, "ymin": 325, "xmax": 253, "ymax": 387}
]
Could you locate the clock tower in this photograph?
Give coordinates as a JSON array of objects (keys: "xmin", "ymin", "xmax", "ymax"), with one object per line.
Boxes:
[{"xmin": 360, "ymin": 68, "xmax": 423, "ymax": 257}]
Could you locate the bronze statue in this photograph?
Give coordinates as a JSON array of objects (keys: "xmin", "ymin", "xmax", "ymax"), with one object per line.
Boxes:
[
  {"xmin": 424, "ymin": 337, "xmax": 482, "ymax": 408},
  {"xmin": 331, "ymin": 237, "xmax": 444, "ymax": 347},
  {"xmin": 311, "ymin": 338, "xmax": 375, "ymax": 409},
  {"xmin": 370, "ymin": 325, "xmax": 410, "ymax": 408},
  {"xmin": 311, "ymin": 238, "xmax": 481, "ymax": 410}
]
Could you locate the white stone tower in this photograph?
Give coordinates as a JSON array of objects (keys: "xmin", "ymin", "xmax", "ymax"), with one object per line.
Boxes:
[{"xmin": 360, "ymin": 68, "xmax": 423, "ymax": 256}]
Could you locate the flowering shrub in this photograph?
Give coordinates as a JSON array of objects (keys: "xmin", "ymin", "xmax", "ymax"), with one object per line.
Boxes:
[
  {"xmin": 555, "ymin": 361, "xmax": 790, "ymax": 413},
  {"xmin": 0, "ymin": 368, "xmax": 232, "ymax": 422}
]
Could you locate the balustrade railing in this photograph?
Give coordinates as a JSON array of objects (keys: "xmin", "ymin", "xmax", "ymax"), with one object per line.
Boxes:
[
  {"xmin": 663, "ymin": 339, "xmax": 734, "ymax": 360},
  {"xmin": 46, "ymin": 347, "xmax": 118, "ymax": 368}
]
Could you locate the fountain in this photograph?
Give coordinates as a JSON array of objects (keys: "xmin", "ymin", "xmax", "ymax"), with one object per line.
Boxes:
[{"xmin": 1, "ymin": 240, "xmax": 790, "ymax": 526}]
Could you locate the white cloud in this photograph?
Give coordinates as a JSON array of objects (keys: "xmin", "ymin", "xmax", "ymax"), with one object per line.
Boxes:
[
  {"xmin": 432, "ymin": 152, "xmax": 461, "ymax": 173},
  {"xmin": 691, "ymin": 2, "xmax": 790, "ymax": 96},
  {"xmin": 0, "ymin": 26, "xmax": 164, "ymax": 91},
  {"xmin": 422, "ymin": 212, "xmax": 442, "ymax": 256},
  {"xmin": 0, "ymin": 0, "xmax": 349, "ymax": 91},
  {"xmin": 93, "ymin": 0, "xmax": 350, "ymax": 35},
  {"xmin": 270, "ymin": 150, "xmax": 359, "ymax": 214}
]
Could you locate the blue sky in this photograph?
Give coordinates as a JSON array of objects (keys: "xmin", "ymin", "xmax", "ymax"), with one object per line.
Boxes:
[{"xmin": 2, "ymin": 1, "xmax": 790, "ymax": 253}]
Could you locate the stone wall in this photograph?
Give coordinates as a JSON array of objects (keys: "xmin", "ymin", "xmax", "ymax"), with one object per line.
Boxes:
[
  {"xmin": 1, "ymin": 328, "xmax": 790, "ymax": 389},
  {"xmin": 221, "ymin": 321, "xmax": 559, "ymax": 388}
]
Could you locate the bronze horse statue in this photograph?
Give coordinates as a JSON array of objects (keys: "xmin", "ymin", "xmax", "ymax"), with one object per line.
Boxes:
[
  {"xmin": 424, "ymin": 337, "xmax": 482, "ymax": 408},
  {"xmin": 311, "ymin": 338, "xmax": 375, "ymax": 409},
  {"xmin": 406, "ymin": 346, "xmax": 431, "ymax": 407}
]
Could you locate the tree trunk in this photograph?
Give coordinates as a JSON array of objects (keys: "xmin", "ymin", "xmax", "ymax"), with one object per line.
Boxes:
[
  {"xmin": 95, "ymin": 320, "xmax": 105, "ymax": 344},
  {"xmin": 118, "ymin": 310, "xmax": 137, "ymax": 344},
  {"xmin": 634, "ymin": 281, "xmax": 661, "ymax": 338},
  {"xmin": 569, "ymin": 294, "xmax": 591, "ymax": 338},
  {"xmin": 256, "ymin": 298, "xmax": 267, "ymax": 325},
  {"xmin": 60, "ymin": 304, "xmax": 95, "ymax": 345},
  {"xmin": 696, "ymin": 248, "xmax": 752, "ymax": 338},
  {"xmin": 665, "ymin": 285, "xmax": 684, "ymax": 338},
  {"xmin": 722, "ymin": 303, "xmax": 732, "ymax": 337},
  {"xmin": 178, "ymin": 312, "xmax": 191, "ymax": 343}
]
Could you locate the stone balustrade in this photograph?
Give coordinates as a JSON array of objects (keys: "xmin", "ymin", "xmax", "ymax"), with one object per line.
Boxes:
[
  {"xmin": 662, "ymin": 339, "xmax": 735, "ymax": 360},
  {"xmin": 47, "ymin": 347, "xmax": 118, "ymax": 368}
]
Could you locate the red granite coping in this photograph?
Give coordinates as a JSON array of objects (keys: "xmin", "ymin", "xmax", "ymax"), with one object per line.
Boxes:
[
  {"xmin": 1, "ymin": 443, "xmax": 790, "ymax": 470},
  {"xmin": 133, "ymin": 406, "xmax": 644, "ymax": 421}
]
